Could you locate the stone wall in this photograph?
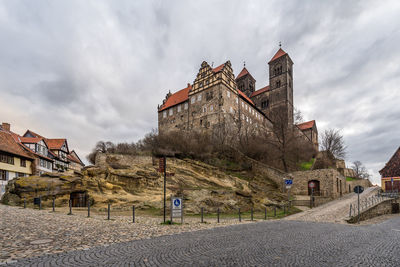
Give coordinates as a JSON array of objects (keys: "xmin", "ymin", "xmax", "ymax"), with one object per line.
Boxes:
[
  {"xmin": 347, "ymin": 198, "xmax": 397, "ymax": 223},
  {"xmin": 95, "ymin": 153, "xmax": 152, "ymax": 168},
  {"xmin": 290, "ymin": 169, "xmax": 347, "ymax": 199},
  {"xmin": 346, "ymin": 179, "xmax": 372, "ymax": 194}
]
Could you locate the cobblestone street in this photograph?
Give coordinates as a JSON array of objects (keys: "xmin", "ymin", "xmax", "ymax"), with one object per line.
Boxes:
[{"xmin": 2, "ymin": 203, "xmax": 400, "ymax": 266}]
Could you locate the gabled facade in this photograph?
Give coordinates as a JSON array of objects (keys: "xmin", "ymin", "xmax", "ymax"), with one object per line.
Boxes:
[
  {"xmin": 68, "ymin": 150, "xmax": 85, "ymax": 172},
  {"xmin": 380, "ymin": 147, "xmax": 400, "ymax": 192},
  {"xmin": 19, "ymin": 137, "xmax": 53, "ymax": 175},
  {"xmin": 296, "ymin": 120, "xmax": 319, "ymax": 151}
]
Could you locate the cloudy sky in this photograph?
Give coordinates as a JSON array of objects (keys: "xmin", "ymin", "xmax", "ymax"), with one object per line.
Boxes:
[{"xmin": 1, "ymin": 0, "xmax": 399, "ymax": 184}]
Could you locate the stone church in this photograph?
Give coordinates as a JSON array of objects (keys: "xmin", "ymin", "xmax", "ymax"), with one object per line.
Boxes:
[{"xmin": 157, "ymin": 47, "xmax": 318, "ymax": 150}]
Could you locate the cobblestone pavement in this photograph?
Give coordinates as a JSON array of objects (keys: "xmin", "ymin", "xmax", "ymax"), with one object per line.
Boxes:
[
  {"xmin": 0, "ymin": 204, "xmax": 250, "ymax": 263},
  {"xmin": 5, "ymin": 214, "xmax": 400, "ymax": 266},
  {"xmin": 286, "ymin": 187, "xmax": 379, "ymax": 223}
]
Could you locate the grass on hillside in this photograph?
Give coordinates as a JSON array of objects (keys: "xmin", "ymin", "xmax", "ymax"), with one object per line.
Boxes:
[
  {"xmin": 299, "ymin": 158, "xmax": 315, "ymax": 171},
  {"xmin": 346, "ymin": 177, "xmax": 355, "ymax": 181}
]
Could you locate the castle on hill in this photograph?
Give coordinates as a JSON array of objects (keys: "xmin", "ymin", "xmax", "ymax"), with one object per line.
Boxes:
[{"xmin": 157, "ymin": 47, "xmax": 318, "ymax": 151}]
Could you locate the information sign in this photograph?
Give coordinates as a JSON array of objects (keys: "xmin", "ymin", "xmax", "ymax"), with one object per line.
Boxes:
[{"xmin": 171, "ymin": 197, "xmax": 182, "ymax": 218}]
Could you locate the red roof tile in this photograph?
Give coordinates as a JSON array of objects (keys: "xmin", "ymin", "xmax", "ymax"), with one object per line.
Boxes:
[
  {"xmin": 0, "ymin": 130, "xmax": 34, "ymax": 159},
  {"xmin": 269, "ymin": 48, "xmax": 287, "ymax": 63},
  {"xmin": 236, "ymin": 67, "xmax": 250, "ymax": 80},
  {"xmin": 159, "ymin": 84, "xmax": 192, "ymax": 112},
  {"xmin": 250, "ymin": 86, "xmax": 270, "ymax": 97},
  {"xmin": 212, "ymin": 63, "xmax": 225, "ymax": 73},
  {"xmin": 20, "ymin": 137, "xmax": 43, "ymax": 144},
  {"xmin": 47, "ymin": 139, "xmax": 66, "ymax": 150},
  {"xmin": 238, "ymin": 90, "xmax": 255, "ymax": 105},
  {"xmin": 297, "ymin": 120, "xmax": 315, "ymax": 130}
]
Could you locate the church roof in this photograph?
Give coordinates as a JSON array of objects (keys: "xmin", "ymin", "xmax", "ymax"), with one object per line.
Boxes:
[
  {"xmin": 159, "ymin": 84, "xmax": 192, "ymax": 112},
  {"xmin": 250, "ymin": 85, "xmax": 270, "ymax": 97},
  {"xmin": 269, "ymin": 48, "xmax": 287, "ymax": 63},
  {"xmin": 238, "ymin": 90, "xmax": 255, "ymax": 105},
  {"xmin": 296, "ymin": 120, "xmax": 316, "ymax": 130},
  {"xmin": 236, "ymin": 67, "xmax": 249, "ymax": 80}
]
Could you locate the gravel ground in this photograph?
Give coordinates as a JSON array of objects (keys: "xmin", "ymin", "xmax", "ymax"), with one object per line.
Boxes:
[{"xmin": 0, "ymin": 204, "xmax": 252, "ymax": 263}]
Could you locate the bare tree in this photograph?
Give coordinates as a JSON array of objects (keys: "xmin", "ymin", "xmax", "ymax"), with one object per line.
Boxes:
[
  {"xmin": 351, "ymin": 161, "xmax": 370, "ymax": 179},
  {"xmin": 294, "ymin": 107, "xmax": 304, "ymax": 124},
  {"xmin": 320, "ymin": 129, "xmax": 347, "ymax": 159}
]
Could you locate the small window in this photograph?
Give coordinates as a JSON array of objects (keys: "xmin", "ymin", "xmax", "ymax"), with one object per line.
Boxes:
[
  {"xmin": 169, "ymin": 109, "xmax": 173, "ymax": 116},
  {"xmin": 20, "ymin": 159, "xmax": 26, "ymax": 167},
  {"xmin": 184, "ymin": 103, "xmax": 188, "ymax": 110},
  {"xmin": 210, "ymin": 105, "xmax": 213, "ymax": 111},
  {"xmin": 0, "ymin": 170, "xmax": 6, "ymax": 181},
  {"xmin": 230, "ymin": 107, "xmax": 233, "ymax": 113},
  {"xmin": 199, "ymin": 82, "xmax": 203, "ymax": 87},
  {"xmin": 236, "ymin": 98, "xmax": 238, "ymax": 104},
  {"xmin": 197, "ymin": 94, "xmax": 202, "ymax": 101},
  {"xmin": 178, "ymin": 105, "xmax": 181, "ymax": 112},
  {"xmin": 203, "ymin": 106, "xmax": 207, "ymax": 113},
  {"xmin": 191, "ymin": 97, "xmax": 195, "ymax": 104},
  {"xmin": 276, "ymin": 80, "xmax": 281, "ymax": 88},
  {"xmin": 163, "ymin": 111, "xmax": 167, "ymax": 118},
  {"xmin": 227, "ymin": 91, "xmax": 231, "ymax": 98}
]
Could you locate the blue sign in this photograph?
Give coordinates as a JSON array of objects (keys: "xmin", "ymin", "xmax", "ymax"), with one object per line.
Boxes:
[
  {"xmin": 173, "ymin": 199, "xmax": 181, "ymax": 207},
  {"xmin": 285, "ymin": 179, "xmax": 293, "ymax": 185}
]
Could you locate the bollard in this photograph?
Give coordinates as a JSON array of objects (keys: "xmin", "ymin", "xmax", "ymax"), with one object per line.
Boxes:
[
  {"xmin": 264, "ymin": 207, "xmax": 267, "ymax": 220},
  {"xmin": 349, "ymin": 204, "xmax": 352, "ymax": 217},
  {"xmin": 274, "ymin": 206, "xmax": 276, "ymax": 217},
  {"xmin": 132, "ymin": 205, "xmax": 135, "ymax": 223},
  {"xmin": 251, "ymin": 208, "xmax": 254, "ymax": 221},
  {"xmin": 238, "ymin": 208, "xmax": 241, "ymax": 222},
  {"xmin": 68, "ymin": 199, "xmax": 72, "ymax": 215},
  {"xmin": 217, "ymin": 208, "xmax": 220, "ymax": 223},
  {"xmin": 201, "ymin": 207, "xmax": 204, "ymax": 223},
  {"xmin": 24, "ymin": 197, "xmax": 26, "ymax": 209},
  {"xmin": 107, "ymin": 203, "xmax": 111, "ymax": 220},
  {"xmin": 52, "ymin": 197, "xmax": 55, "ymax": 212},
  {"xmin": 39, "ymin": 196, "xmax": 42, "ymax": 210},
  {"xmin": 88, "ymin": 200, "xmax": 91, "ymax": 217}
]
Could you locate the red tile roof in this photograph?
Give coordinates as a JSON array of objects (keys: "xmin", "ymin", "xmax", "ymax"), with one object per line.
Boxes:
[
  {"xmin": 212, "ymin": 63, "xmax": 225, "ymax": 73},
  {"xmin": 269, "ymin": 48, "xmax": 287, "ymax": 63},
  {"xmin": 47, "ymin": 139, "xmax": 66, "ymax": 150},
  {"xmin": 297, "ymin": 120, "xmax": 315, "ymax": 130},
  {"xmin": 236, "ymin": 67, "xmax": 250, "ymax": 80},
  {"xmin": 238, "ymin": 90, "xmax": 255, "ymax": 105},
  {"xmin": 0, "ymin": 130, "xmax": 34, "ymax": 159},
  {"xmin": 20, "ymin": 137, "xmax": 43, "ymax": 144},
  {"xmin": 159, "ymin": 84, "xmax": 192, "ymax": 112},
  {"xmin": 380, "ymin": 147, "xmax": 400, "ymax": 177},
  {"xmin": 250, "ymin": 86, "xmax": 270, "ymax": 97}
]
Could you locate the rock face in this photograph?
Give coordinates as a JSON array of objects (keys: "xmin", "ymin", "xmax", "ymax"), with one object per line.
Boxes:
[{"xmin": 2, "ymin": 154, "xmax": 287, "ymax": 212}]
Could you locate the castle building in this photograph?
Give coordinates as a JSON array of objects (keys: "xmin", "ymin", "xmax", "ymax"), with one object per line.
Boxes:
[{"xmin": 158, "ymin": 48, "xmax": 317, "ymax": 148}]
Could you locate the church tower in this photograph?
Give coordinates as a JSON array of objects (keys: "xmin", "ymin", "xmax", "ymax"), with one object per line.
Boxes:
[
  {"xmin": 235, "ymin": 66, "xmax": 256, "ymax": 98},
  {"xmin": 268, "ymin": 47, "xmax": 294, "ymax": 126}
]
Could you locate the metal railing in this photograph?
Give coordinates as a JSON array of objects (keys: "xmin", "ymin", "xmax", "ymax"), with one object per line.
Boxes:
[{"xmin": 349, "ymin": 192, "xmax": 396, "ymax": 217}]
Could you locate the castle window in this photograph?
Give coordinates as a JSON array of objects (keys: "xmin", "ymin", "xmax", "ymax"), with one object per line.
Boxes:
[
  {"xmin": 276, "ymin": 80, "xmax": 281, "ymax": 88},
  {"xmin": 203, "ymin": 106, "xmax": 207, "ymax": 113},
  {"xmin": 178, "ymin": 105, "xmax": 181, "ymax": 112},
  {"xmin": 191, "ymin": 97, "xmax": 195, "ymax": 104},
  {"xmin": 210, "ymin": 105, "xmax": 213, "ymax": 111},
  {"xmin": 197, "ymin": 94, "xmax": 202, "ymax": 102},
  {"xmin": 241, "ymin": 102, "xmax": 244, "ymax": 108},
  {"xmin": 199, "ymin": 82, "xmax": 203, "ymax": 87},
  {"xmin": 236, "ymin": 98, "xmax": 238, "ymax": 104},
  {"xmin": 261, "ymin": 100, "xmax": 269, "ymax": 108},
  {"xmin": 206, "ymin": 80, "xmax": 209, "ymax": 85},
  {"xmin": 169, "ymin": 109, "xmax": 173, "ymax": 116},
  {"xmin": 200, "ymin": 119, "xmax": 203, "ymax": 126},
  {"xmin": 245, "ymin": 105, "xmax": 248, "ymax": 110},
  {"xmin": 227, "ymin": 91, "xmax": 231, "ymax": 98},
  {"xmin": 184, "ymin": 103, "xmax": 188, "ymax": 110}
]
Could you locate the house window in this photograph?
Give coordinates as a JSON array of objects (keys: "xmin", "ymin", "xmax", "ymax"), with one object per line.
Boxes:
[
  {"xmin": 20, "ymin": 159, "xmax": 26, "ymax": 167},
  {"xmin": 169, "ymin": 109, "xmax": 173, "ymax": 116},
  {"xmin": 178, "ymin": 105, "xmax": 181, "ymax": 112},
  {"xmin": 18, "ymin": 172, "xmax": 25, "ymax": 177},
  {"xmin": 0, "ymin": 170, "xmax": 6, "ymax": 180},
  {"xmin": 184, "ymin": 103, "xmax": 188, "ymax": 110},
  {"xmin": 0, "ymin": 154, "xmax": 14, "ymax": 165},
  {"xmin": 163, "ymin": 111, "xmax": 167, "ymax": 118},
  {"xmin": 191, "ymin": 97, "xmax": 195, "ymax": 104},
  {"xmin": 47, "ymin": 161, "xmax": 51, "ymax": 169}
]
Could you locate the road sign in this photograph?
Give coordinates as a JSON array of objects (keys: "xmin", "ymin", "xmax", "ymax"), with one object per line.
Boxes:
[
  {"xmin": 309, "ymin": 182, "xmax": 316, "ymax": 188},
  {"xmin": 158, "ymin": 157, "xmax": 165, "ymax": 173},
  {"xmin": 171, "ymin": 197, "xmax": 182, "ymax": 219},
  {"xmin": 285, "ymin": 179, "xmax": 293, "ymax": 185},
  {"xmin": 354, "ymin": 185, "xmax": 364, "ymax": 194}
]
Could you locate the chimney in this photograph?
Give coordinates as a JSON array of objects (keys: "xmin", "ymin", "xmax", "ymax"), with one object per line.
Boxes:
[{"xmin": 1, "ymin": 122, "xmax": 10, "ymax": 131}]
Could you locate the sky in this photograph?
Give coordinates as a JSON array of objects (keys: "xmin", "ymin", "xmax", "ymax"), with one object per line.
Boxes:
[{"xmin": 1, "ymin": 0, "xmax": 399, "ymax": 185}]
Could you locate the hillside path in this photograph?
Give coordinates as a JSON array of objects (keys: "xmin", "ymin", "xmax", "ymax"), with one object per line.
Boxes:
[{"xmin": 285, "ymin": 186, "xmax": 379, "ymax": 223}]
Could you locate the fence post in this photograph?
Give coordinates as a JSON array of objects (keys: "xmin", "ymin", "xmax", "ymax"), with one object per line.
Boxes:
[
  {"xmin": 217, "ymin": 208, "xmax": 220, "ymax": 223},
  {"xmin": 201, "ymin": 207, "xmax": 204, "ymax": 223},
  {"xmin": 107, "ymin": 203, "xmax": 111, "ymax": 220},
  {"xmin": 24, "ymin": 197, "xmax": 26, "ymax": 209},
  {"xmin": 264, "ymin": 207, "xmax": 267, "ymax": 220},
  {"xmin": 132, "ymin": 205, "xmax": 135, "ymax": 223},
  {"xmin": 349, "ymin": 204, "xmax": 352, "ymax": 217},
  {"xmin": 251, "ymin": 207, "xmax": 254, "ymax": 221},
  {"xmin": 68, "ymin": 199, "xmax": 72, "ymax": 215},
  {"xmin": 39, "ymin": 196, "xmax": 42, "ymax": 210},
  {"xmin": 238, "ymin": 208, "xmax": 241, "ymax": 222},
  {"xmin": 274, "ymin": 206, "xmax": 276, "ymax": 217},
  {"xmin": 52, "ymin": 197, "xmax": 55, "ymax": 212}
]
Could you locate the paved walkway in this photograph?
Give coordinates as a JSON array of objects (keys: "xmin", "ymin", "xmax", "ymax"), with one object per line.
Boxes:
[
  {"xmin": 6, "ymin": 215, "xmax": 400, "ymax": 266},
  {"xmin": 286, "ymin": 187, "xmax": 379, "ymax": 223}
]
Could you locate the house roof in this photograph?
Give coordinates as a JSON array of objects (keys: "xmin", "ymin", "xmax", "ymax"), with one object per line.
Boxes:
[
  {"xmin": 67, "ymin": 153, "xmax": 83, "ymax": 165},
  {"xmin": 250, "ymin": 85, "xmax": 270, "ymax": 97},
  {"xmin": 0, "ymin": 130, "xmax": 34, "ymax": 159},
  {"xmin": 20, "ymin": 137, "xmax": 43, "ymax": 144},
  {"xmin": 47, "ymin": 139, "xmax": 66, "ymax": 150},
  {"xmin": 19, "ymin": 143, "xmax": 53, "ymax": 161},
  {"xmin": 159, "ymin": 84, "xmax": 192, "ymax": 112},
  {"xmin": 212, "ymin": 63, "xmax": 225, "ymax": 73},
  {"xmin": 238, "ymin": 90, "xmax": 255, "ymax": 105},
  {"xmin": 297, "ymin": 120, "xmax": 316, "ymax": 131},
  {"xmin": 379, "ymin": 147, "xmax": 400, "ymax": 177},
  {"xmin": 269, "ymin": 48, "xmax": 287, "ymax": 63}
]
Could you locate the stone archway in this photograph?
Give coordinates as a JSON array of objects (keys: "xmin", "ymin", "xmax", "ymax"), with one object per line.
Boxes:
[{"xmin": 308, "ymin": 180, "xmax": 320, "ymax": 196}]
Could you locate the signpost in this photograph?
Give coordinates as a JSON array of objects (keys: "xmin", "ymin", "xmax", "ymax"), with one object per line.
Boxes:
[
  {"xmin": 171, "ymin": 196, "xmax": 183, "ymax": 224},
  {"xmin": 159, "ymin": 157, "xmax": 167, "ymax": 223},
  {"xmin": 354, "ymin": 185, "xmax": 364, "ymax": 224},
  {"xmin": 285, "ymin": 179, "xmax": 293, "ymax": 209}
]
